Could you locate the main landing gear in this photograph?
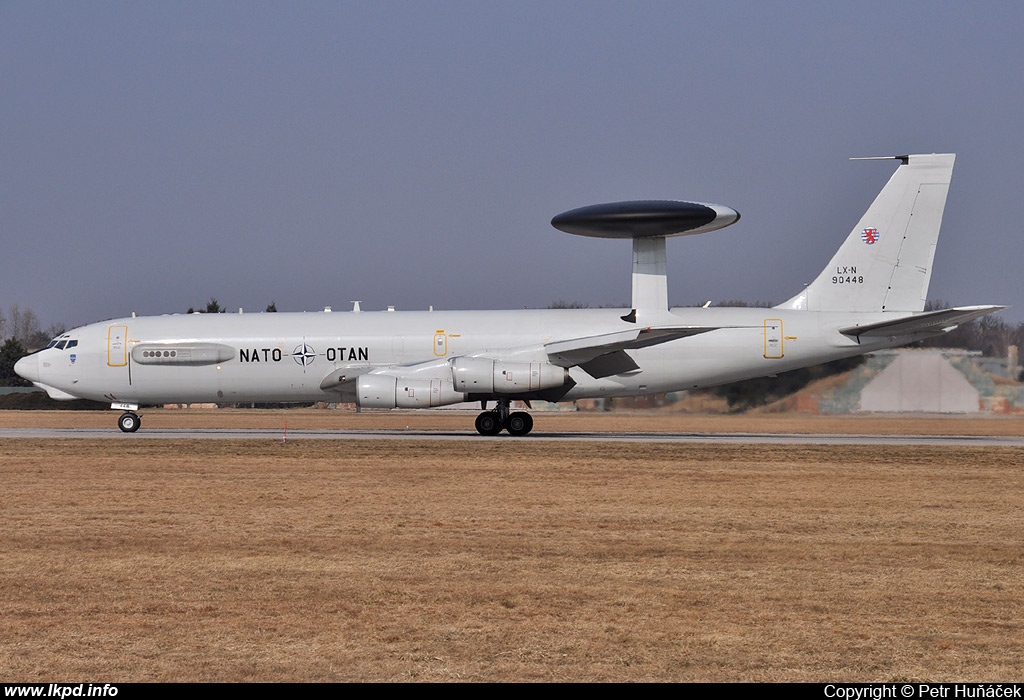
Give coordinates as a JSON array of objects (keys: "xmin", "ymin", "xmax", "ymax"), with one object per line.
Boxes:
[
  {"xmin": 117, "ymin": 411, "xmax": 141, "ymax": 433},
  {"xmin": 475, "ymin": 399, "xmax": 533, "ymax": 436}
]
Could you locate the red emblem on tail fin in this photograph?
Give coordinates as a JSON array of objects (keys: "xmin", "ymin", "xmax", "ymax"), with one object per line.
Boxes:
[{"xmin": 861, "ymin": 227, "xmax": 879, "ymax": 244}]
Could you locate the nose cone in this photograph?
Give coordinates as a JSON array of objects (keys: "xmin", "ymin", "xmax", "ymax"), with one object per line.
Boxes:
[{"xmin": 14, "ymin": 353, "xmax": 40, "ymax": 383}]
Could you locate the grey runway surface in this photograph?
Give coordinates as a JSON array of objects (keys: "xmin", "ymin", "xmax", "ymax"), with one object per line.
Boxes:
[{"xmin": 2, "ymin": 427, "xmax": 1023, "ymax": 446}]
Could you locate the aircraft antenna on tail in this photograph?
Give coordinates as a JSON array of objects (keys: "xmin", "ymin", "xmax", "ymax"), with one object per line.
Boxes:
[{"xmin": 850, "ymin": 155, "xmax": 911, "ymax": 164}]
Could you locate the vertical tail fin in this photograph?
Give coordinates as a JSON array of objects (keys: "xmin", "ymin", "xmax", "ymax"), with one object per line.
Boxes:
[{"xmin": 777, "ymin": 153, "xmax": 955, "ymax": 313}]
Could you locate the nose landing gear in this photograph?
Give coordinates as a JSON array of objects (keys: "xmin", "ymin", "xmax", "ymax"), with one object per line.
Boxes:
[
  {"xmin": 475, "ymin": 399, "xmax": 533, "ymax": 436},
  {"xmin": 117, "ymin": 411, "xmax": 142, "ymax": 433}
]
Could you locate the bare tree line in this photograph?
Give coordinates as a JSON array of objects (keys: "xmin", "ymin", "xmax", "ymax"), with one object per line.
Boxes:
[{"xmin": 0, "ymin": 305, "xmax": 64, "ymax": 351}]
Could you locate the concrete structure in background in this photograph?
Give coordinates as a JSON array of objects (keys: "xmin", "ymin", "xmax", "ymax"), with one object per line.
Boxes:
[
  {"xmin": 807, "ymin": 348, "xmax": 1024, "ymax": 415},
  {"xmin": 859, "ymin": 351, "xmax": 979, "ymax": 413}
]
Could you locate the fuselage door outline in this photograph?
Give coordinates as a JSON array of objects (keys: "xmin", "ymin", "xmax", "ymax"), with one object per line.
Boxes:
[
  {"xmin": 764, "ymin": 318, "xmax": 784, "ymax": 359},
  {"xmin": 108, "ymin": 325, "xmax": 128, "ymax": 367}
]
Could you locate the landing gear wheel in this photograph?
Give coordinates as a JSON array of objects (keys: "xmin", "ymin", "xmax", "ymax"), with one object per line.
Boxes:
[
  {"xmin": 118, "ymin": 412, "xmax": 141, "ymax": 433},
  {"xmin": 505, "ymin": 411, "xmax": 533, "ymax": 436},
  {"xmin": 475, "ymin": 411, "xmax": 503, "ymax": 436}
]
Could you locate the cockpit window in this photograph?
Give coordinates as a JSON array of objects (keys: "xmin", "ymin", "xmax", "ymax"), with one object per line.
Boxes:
[{"xmin": 45, "ymin": 336, "xmax": 77, "ymax": 351}]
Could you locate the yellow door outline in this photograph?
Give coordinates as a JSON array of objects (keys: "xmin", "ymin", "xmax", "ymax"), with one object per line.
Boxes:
[
  {"xmin": 108, "ymin": 325, "xmax": 128, "ymax": 366},
  {"xmin": 433, "ymin": 331, "xmax": 448, "ymax": 357},
  {"xmin": 764, "ymin": 319, "xmax": 783, "ymax": 359}
]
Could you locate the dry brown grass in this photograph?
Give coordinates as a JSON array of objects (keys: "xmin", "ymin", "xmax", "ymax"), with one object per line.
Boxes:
[{"xmin": 1, "ymin": 410, "xmax": 1023, "ymax": 681}]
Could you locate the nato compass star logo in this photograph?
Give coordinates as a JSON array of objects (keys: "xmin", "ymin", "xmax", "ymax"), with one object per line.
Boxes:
[
  {"xmin": 292, "ymin": 343, "xmax": 316, "ymax": 367},
  {"xmin": 861, "ymin": 227, "xmax": 880, "ymax": 245}
]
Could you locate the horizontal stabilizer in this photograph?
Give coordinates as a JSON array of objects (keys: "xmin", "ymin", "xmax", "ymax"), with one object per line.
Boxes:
[
  {"xmin": 545, "ymin": 325, "xmax": 721, "ymax": 369},
  {"xmin": 839, "ymin": 305, "xmax": 1006, "ymax": 338}
]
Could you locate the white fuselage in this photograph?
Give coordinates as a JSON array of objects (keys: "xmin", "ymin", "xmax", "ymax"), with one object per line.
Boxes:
[{"xmin": 18, "ymin": 306, "xmax": 904, "ymax": 406}]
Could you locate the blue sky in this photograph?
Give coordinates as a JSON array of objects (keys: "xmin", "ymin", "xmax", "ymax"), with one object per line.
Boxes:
[{"xmin": 2, "ymin": 1, "xmax": 1021, "ymax": 329}]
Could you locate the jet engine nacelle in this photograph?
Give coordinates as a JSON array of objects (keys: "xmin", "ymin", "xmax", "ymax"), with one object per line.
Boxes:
[
  {"xmin": 450, "ymin": 357, "xmax": 569, "ymax": 394},
  {"xmin": 357, "ymin": 374, "xmax": 465, "ymax": 409}
]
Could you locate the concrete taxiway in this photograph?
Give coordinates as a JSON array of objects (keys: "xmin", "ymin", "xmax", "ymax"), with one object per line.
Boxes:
[{"xmin": 2, "ymin": 427, "xmax": 1023, "ymax": 446}]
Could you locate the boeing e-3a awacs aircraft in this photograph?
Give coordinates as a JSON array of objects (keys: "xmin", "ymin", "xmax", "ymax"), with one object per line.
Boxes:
[{"xmin": 16, "ymin": 153, "xmax": 1005, "ymax": 435}]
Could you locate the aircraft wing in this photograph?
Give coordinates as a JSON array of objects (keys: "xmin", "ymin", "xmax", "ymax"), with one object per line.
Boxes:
[
  {"xmin": 545, "ymin": 326, "xmax": 722, "ymax": 378},
  {"xmin": 839, "ymin": 305, "xmax": 1007, "ymax": 339}
]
